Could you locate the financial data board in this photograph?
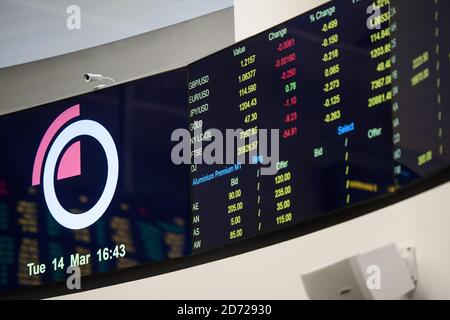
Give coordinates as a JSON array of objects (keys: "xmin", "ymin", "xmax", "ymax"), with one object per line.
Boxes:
[
  {"xmin": 0, "ymin": 0, "xmax": 449, "ymax": 296},
  {"xmin": 188, "ymin": 0, "xmax": 450, "ymax": 252}
]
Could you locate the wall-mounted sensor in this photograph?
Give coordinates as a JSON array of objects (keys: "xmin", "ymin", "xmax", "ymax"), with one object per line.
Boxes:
[
  {"xmin": 84, "ymin": 73, "xmax": 104, "ymax": 82},
  {"xmin": 83, "ymin": 73, "xmax": 116, "ymax": 90}
]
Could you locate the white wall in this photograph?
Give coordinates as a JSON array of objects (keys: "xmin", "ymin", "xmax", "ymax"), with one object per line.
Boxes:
[
  {"xmin": 234, "ymin": 0, "xmax": 327, "ymax": 41},
  {"xmin": 54, "ymin": 0, "xmax": 450, "ymax": 300}
]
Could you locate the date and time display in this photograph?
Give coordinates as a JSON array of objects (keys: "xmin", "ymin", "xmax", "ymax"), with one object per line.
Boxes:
[{"xmin": 26, "ymin": 244, "xmax": 126, "ymax": 276}]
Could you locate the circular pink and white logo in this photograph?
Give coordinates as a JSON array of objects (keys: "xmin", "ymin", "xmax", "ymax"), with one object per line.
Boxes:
[{"xmin": 32, "ymin": 104, "xmax": 119, "ymax": 230}]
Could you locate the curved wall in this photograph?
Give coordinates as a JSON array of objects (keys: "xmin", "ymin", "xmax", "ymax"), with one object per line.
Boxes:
[{"xmin": 0, "ymin": 0, "xmax": 233, "ymax": 68}]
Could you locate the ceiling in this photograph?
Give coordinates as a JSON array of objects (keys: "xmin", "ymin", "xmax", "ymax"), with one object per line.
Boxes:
[{"xmin": 0, "ymin": 0, "xmax": 233, "ymax": 68}]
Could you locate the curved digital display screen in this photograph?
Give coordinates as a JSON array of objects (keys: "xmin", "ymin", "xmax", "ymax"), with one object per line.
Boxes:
[
  {"xmin": 0, "ymin": 0, "xmax": 449, "ymax": 297},
  {"xmin": 189, "ymin": 0, "xmax": 450, "ymax": 252}
]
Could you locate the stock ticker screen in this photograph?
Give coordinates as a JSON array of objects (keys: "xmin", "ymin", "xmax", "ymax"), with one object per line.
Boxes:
[
  {"xmin": 188, "ymin": 0, "xmax": 450, "ymax": 253},
  {"xmin": 1, "ymin": 0, "xmax": 450, "ymax": 295}
]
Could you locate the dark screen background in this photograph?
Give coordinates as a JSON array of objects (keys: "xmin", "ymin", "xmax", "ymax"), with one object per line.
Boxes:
[
  {"xmin": 188, "ymin": 0, "xmax": 450, "ymax": 253},
  {"xmin": 0, "ymin": 68, "xmax": 191, "ymax": 294},
  {"xmin": 189, "ymin": 0, "xmax": 394, "ymax": 253}
]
